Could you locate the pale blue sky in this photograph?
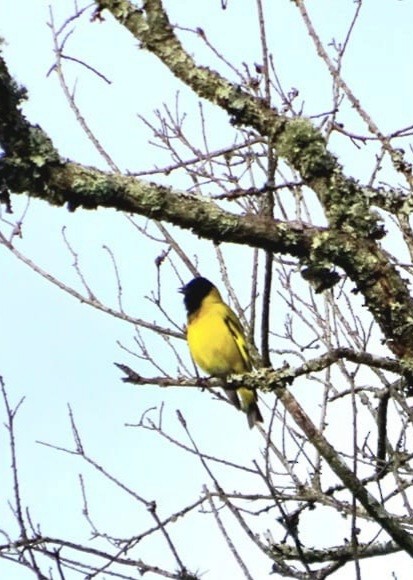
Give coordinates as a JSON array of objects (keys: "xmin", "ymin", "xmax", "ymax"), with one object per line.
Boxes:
[{"xmin": 1, "ymin": 1, "xmax": 413, "ymax": 578}]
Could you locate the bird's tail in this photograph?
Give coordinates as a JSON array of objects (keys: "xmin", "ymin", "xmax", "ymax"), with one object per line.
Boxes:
[
  {"xmin": 225, "ymin": 386, "xmax": 263, "ymax": 428},
  {"xmin": 246, "ymin": 399, "xmax": 263, "ymax": 429}
]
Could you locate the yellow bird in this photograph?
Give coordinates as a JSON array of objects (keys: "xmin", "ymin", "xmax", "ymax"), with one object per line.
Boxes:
[{"xmin": 180, "ymin": 276, "xmax": 263, "ymax": 428}]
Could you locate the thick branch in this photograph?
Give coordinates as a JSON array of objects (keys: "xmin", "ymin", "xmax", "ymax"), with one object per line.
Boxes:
[
  {"xmin": 94, "ymin": 0, "xmax": 379, "ymax": 235},
  {"xmin": 2, "ymin": 13, "xmax": 413, "ymax": 361},
  {"xmin": 90, "ymin": 1, "xmax": 413, "ymax": 362},
  {"xmin": 0, "ymin": 50, "xmax": 59, "ymax": 189}
]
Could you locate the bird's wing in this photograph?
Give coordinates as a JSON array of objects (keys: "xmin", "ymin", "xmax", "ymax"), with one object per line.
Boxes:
[{"xmin": 224, "ymin": 308, "xmax": 252, "ymax": 372}]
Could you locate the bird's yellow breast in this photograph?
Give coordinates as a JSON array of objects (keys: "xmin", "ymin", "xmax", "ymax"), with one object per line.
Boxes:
[{"xmin": 187, "ymin": 300, "xmax": 250, "ymax": 376}]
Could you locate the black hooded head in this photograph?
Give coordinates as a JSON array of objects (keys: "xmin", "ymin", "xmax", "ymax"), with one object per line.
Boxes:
[{"xmin": 180, "ymin": 277, "xmax": 214, "ymax": 315}]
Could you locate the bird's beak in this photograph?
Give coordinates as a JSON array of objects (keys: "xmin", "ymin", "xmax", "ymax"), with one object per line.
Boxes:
[{"xmin": 178, "ymin": 285, "xmax": 185, "ymax": 294}]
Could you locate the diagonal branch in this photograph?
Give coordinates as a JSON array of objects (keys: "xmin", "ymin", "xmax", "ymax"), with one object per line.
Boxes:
[
  {"xmin": 2, "ymin": 14, "xmax": 413, "ymax": 364},
  {"xmin": 276, "ymin": 383, "xmax": 413, "ymax": 556},
  {"xmin": 89, "ymin": 0, "xmax": 413, "ymax": 364},
  {"xmin": 93, "ymin": 0, "xmax": 378, "ymax": 235}
]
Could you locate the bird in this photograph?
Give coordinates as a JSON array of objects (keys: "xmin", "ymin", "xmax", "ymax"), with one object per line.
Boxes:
[{"xmin": 180, "ymin": 276, "xmax": 263, "ymax": 428}]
